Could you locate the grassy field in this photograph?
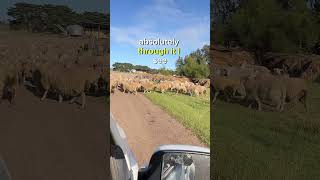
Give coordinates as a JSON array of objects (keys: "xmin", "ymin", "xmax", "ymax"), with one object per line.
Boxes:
[
  {"xmin": 213, "ymin": 83, "xmax": 320, "ymax": 180},
  {"xmin": 145, "ymin": 91, "xmax": 210, "ymax": 145}
]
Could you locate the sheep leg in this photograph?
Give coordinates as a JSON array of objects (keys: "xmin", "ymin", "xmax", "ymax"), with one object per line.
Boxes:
[
  {"xmin": 212, "ymin": 91, "xmax": 219, "ymax": 104},
  {"xmin": 58, "ymin": 94, "xmax": 63, "ymax": 103},
  {"xmin": 232, "ymin": 89, "xmax": 236, "ymax": 97},
  {"xmin": 280, "ymin": 96, "xmax": 286, "ymax": 112},
  {"xmin": 300, "ymin": 91, "xmax": 308, "ymax": 112},
  {"xmin": 81, "ymin": 92, "xmax": 86, "ymax": 109},
  {"xmin": 41, "ymin": 90, "xmax": 48, "ymax": 101},
  {"xmin": 276, "ymin": 101, "xmax": 281, "ymax": 112},
  {"xmin": 303, "ymin": 99, "xmax": 308, "ymax": 112},
  {"xmin": 69, "ymin": 97, "xmax": 77, "ymax": 104},
  {"xmin": 9, "ymin": 88, "xmax": 16, "ymax": 104},
  {"xmin": 257, "ymin": 99, "xmax": 262, "ymax": 111},
  {"xmin": 281, "ymin": 101, "xmax": 286, "ymax": 112},
  {"xmin": 253, "ymin": 95, "xmax": 262, "ymax": 111}
]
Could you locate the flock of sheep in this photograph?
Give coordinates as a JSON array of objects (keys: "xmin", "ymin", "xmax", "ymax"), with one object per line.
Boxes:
[
  {"xmin": 212, "ymin": 62, "xmax": 308, "ymax": 112},
  {"xmin": 110, "ymin": 71, "xmax": 209, "ymax": 96},
  {"xmin": 3, "ymin": 34, "xmax": 308, "ymax": 112},
  {"xmin": 0, "ymin": 36, "xmax": 108, "ymax": 108}
]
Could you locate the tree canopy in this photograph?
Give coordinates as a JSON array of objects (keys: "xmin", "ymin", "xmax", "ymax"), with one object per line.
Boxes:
[
  {"xmin": 214, "ymin": 0, "xmax": 320, "ymax": 61},
  {"xmin": 7, "ymin": 2, "xmax": 109, "ymax": 33},
  {"xmin": 112, "ymin": 62, "xmax": 175, "ymax": 75},
  {"xmin": 176, "ymin": 45, "xmax": 210, "ymax": 79}
]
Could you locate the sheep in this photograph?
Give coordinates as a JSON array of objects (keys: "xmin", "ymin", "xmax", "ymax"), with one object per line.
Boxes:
[
  {"xmin": 269, "ymin": 72, "xmax": 308, "ymax": 110},
  {"xmin": 283, "ymin": 77, "xmax": 308, "ymax": 110},
  {"xmin": 176, "ymin": 83, "xmax": 188, "ymax": 94},
  {"xmin": 240, "ymin": 63, "xmax": 271, "ymax": 74},
  {"xmin": 0, "ymin": 65, "xmax": 18, "ymax": 103},
  {"xmin": 110, "ymin": 71, "xmax": 208, "ymax": 97},
  {"xmin": 110, "ymin": 80, "xmax": 116, "ymax": 93},
  {"xmin": 37, "ymin": 62, "xmax": 100, "ymax": 108},
  {"xmin": 188, "ymin": 84, "xmax": 207, "ymax": 97},
  {"xmin": 122, "ymin": 81, "xmax": 139, "ymax": 94},
  {"xmin": 259, "ymin": 72, "xmax": 308, "ymax": 110},
  {"xmin": 225, "ymin": 66, "xmax": 255, "ymax": 79},
  {"xmin": 212, "ymin": 76, "xmax": 246, "ymax": 103},
  {"xmin": 36, "ymin": 63, "xmax": 64, "ymax": 102},
  {"xmin": 140, "ymin": 81, "xmax": 155, "ymax": 93},
  {"xmin": 155, "ymin": 82, "xmax": 171, "ymax": 93},
  {"xmin": 186, "ymin": 83, "xmax": 195, "ymax": 96},
  {"xmin": 242, "ymin": 74, "xmax": 286, "ymax": 112},
  {"xmin": 196, "ymin": 85, "xmax": 207, "ymax": 96}
]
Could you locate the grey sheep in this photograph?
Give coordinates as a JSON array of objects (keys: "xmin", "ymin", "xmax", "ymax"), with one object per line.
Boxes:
[
  {"xmin": 267, "ymin": 73, "xmax": 308, "ymax": 110},
  {"xmin": 0, "ymin": 65, "xmax": 18, "ymax": 103},
  {"xmin": 243, "ymin": 74, "xmax": 286, "ymax": 112},
  {"xmin": 212, "ymin": 76, "xmax": 246, "ymax": 103},
  {"xmin": 37, "ymin": 62, "xmax": 101, "ymax": 108}
]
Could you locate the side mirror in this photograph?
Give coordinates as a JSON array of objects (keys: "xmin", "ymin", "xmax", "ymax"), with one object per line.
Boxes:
[{"xmin": 138, "ymin": 145, "xmax": 210, "ymax": 180}]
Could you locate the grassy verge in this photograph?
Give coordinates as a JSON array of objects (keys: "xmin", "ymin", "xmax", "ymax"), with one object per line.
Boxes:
[
  {"xmin": 145, "ymin": 91, "xmax": 210, "ymax": 145},
  {"xmin": 213, "ymin": 83, "xmax": 320, "ymax": 179}
]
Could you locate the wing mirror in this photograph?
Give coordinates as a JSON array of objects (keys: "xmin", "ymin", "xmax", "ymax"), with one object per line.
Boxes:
[{"xmin": 138, "ymin": 145, "xmax": 210, "ymax": 180}]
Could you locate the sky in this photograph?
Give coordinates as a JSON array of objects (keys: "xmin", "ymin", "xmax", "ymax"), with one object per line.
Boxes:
[
  {"xmin": 0, "ymin": 0, "xmax": 109, "ymax": 21},
  {"xmin": 111, "ymin": 0, "xmax": 210, "ymax": 70}
]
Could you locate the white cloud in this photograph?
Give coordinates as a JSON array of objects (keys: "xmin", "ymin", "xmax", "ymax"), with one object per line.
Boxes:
[
  {"xmin": 111, "ymin": 0, "xmax": 209, "ymax": 52},
  {"xmin": 111, "ymin": 24, "xmax": 162, "ymax": 47},
  {"xmin": 175, "ymin": 22, "xmax": 210, "ymax": 49}
]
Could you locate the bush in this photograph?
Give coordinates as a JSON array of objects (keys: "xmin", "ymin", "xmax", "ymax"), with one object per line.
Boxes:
[
  {"xmin": 176, "ymin": 45, "xmax": 210, "ymax": 79},
  {"xmin": 214, "ymin": 0, "xmax": 320, "ymax": 59}
]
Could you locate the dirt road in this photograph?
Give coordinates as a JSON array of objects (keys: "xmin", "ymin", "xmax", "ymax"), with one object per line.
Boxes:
[
  {"xmin": 110, "ymin": 91, "xmax": 205, "ymax": 165},
  {"xmin": 0, "ymin": 87, "xmax": 108, "ymax": 180}
]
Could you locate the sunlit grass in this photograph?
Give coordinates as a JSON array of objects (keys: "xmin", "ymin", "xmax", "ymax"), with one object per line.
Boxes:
[{"xmin": 145, "ymin": 91, "xmax": 210, "ymax": 145}]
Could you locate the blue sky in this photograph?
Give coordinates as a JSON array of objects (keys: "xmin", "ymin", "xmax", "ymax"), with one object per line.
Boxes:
[
  {"xmin": 111, "ymin": 0, "xmax": 210, "ymax": 70},
  {"xmin": 0, "ymin": 0, "xmax": 109, "ymax": 21}
]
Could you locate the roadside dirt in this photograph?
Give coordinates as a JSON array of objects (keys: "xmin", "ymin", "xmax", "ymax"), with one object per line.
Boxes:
[
  {"xmin": 110, "ymin": 91, "xmax": 205, "ymax": 165},
  {"xmin": 0, "ymin": 86, "xmax": 108, "ymax": 180}
]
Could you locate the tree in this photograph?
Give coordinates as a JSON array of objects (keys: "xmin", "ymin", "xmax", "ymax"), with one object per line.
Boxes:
[
  {"xmin": 175, "ymin": 45, "xmax": 210, "ymax": 79},
  {"xmin": 80, "ymin": 12, "xmax": 108, "ymax": 24},
  {"xmin": 182, "ymin": 56, "xmax": 209, "ymax": 79},
  {"xmin": 7, "ymin": 3, "xmax": 109, "ymax": 33},
  {"xmin": 158, "ymin": 67, "xmax": 175, "ymax": 76},
  {"xmin": 215, "ymin": 0, "xmax": 320, "ymax": 62},
  {"xmin": 112, "ymin": 62, "xmax": 134, "ymax": 72},
  {"xmin": 175, "ymin": 56, "xmax": 184, "ymax": 75}
]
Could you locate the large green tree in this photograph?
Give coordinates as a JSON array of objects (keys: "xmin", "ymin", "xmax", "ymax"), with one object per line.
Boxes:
[
  {"xmin": 215, "ymin": 0, "xmax": 320, "ymax": 61},
  {"xmin": 7, "ymin": 3, "xmax": 108, "ymax": 33},
  {"xmin": 175, "ymin": 45, "xmax": 210, "ymax": 79}
]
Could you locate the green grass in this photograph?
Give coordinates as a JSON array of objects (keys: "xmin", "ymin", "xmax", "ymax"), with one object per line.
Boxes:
[
  {"xmin": 213, "ymin": 83, "xmax": 320, "ymax": 180},
  {"xmin": 145, "ymin": 91, "xmax": 210, "ymax": 145}
]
